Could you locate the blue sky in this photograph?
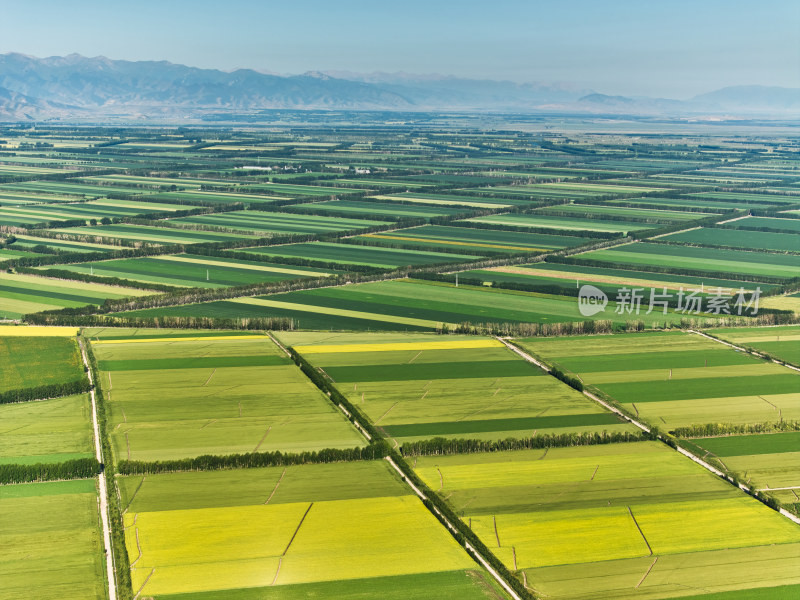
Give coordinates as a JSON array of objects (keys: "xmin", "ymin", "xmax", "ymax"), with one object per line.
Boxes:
[{"xmin": 2, "ymin": 0, "xmax": 798, "ymax": 97}]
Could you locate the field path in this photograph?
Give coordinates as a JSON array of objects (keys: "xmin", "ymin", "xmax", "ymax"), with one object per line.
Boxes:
[
  {"xmin": 627, "ymin": 506, "xmax": 653, "ymax": 556},
  {"xmin": 265, "ymin": 468, "xmax": 287, "ymax": 504},
  {"xmin": 78, "ymin": 338, "xmax": 117, "ymax": 600}
]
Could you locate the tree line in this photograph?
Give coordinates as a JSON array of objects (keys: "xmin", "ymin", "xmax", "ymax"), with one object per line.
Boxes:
[
  {"xmin": 0, "ymin": 457, "xmax": 102, "ymax": 484},
  {"xmin": 0, "ymin": 377, "xmax": 92, "ymax": 404}
]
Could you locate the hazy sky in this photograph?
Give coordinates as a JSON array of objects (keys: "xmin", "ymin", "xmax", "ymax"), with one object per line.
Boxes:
[{"xmin": 2, "ymin": 0, "xmax": 798, "ymax": 97}]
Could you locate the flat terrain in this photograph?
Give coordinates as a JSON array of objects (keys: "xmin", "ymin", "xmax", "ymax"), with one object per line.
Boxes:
[
  {"xmin": 119, "ymin": 461, "xmax": 506, "ymax": 599},
  {"xmin": 517, "ymin": 331, "xmax": 800, "ymax": 429},
  {"xmin": 292, "ymin": 333, "xmax": 633, "ymax": 443},
  {"xmin": 0, "ymin": 479, "xmax": 106, "ymax": 600},
  {"xmin": 91, "ymin": 332, "xmax": 364, "ymax": 462},
  {"xmin": 414, "ymin": 442, "xmax": 800, "ymax": 599}
]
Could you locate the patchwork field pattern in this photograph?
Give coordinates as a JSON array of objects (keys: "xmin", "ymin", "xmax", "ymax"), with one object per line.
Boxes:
[
  {"xmin": 414, "ymin": 442, "xmax": 800, "ymax": 599},
  {"xmin": 516, "ymin": 331, "xmax": 800, "ymax": 429},
  {"xmin": 118, "ymin": 462, "xmax": 504, "ymax": 599},
  {"xmin": 0, "ymin": 479, "xmax": 106, "ymax": 600},
  {"xmin": 292, "ymin": 333, "xmax": 633, "ymax": 444},
  {"xmin": 90, "ymin": 332, "xmax": 364, "ymax": 462}
]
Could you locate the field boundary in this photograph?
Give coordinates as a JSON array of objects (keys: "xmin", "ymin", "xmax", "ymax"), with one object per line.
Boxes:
[{"xmin": 78, "ymin": 337, "xmax": 117, "ymax": 600}]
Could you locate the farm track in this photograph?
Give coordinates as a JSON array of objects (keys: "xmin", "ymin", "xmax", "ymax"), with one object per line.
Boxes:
[{"xmin": 78, "ymin": 338, "xmax": 117, "ymax": 600}]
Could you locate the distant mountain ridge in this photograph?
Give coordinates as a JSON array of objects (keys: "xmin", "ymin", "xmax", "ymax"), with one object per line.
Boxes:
[{"xmin": 0, "ymin": 53, "xmax": 797, "ymax": 120}]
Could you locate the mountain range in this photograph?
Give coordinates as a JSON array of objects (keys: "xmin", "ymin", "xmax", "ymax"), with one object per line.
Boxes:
[{"xmin": 0, "ymin": 53, "xmax": 797, "ymax": 121}]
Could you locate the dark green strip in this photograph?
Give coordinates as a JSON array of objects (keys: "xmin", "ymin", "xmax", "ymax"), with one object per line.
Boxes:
[{"xmin": 325, "ymin": 360, "xmax": 543, "ymax": 383}]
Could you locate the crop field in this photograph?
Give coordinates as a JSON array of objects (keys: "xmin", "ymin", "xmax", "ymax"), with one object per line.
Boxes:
[
  {"xmin": 516, "ymin": 331, "xmax": 800, "ymax": 429},
  {"xmin": 55, "ymin": 223, "xmax": 256, "ymax": 244},
  {"xmin": 708, "ymin": 325, "xmax": 800, "ymax": 366},
  {"xmin": 413, "ymin": 442, "xmax": 800, "ymax": 599},
  {"xmin": 462, "ymin": 261, "xmax": 769, "ymax": 296},
  {"xmin": 660, "ymin": 227, "xmax": 800, "ymax": 252},
  {"xmin": 285, "ymin": 199, "xmax": 467, "ymax": 219},
  {"xmin": 240, "ymin": 182, "xmax": 365, "ymax": 196},
  {"xmin": 578, "ymin": 242, "xmax": 800, "ymax": 280},
  {"xmin": 724, "ymin": 216, "xmax": 800, "ymax": 233},
  {"xmin": 166, "ymin": 210, "xmax": 387, "ymax": 235},
  {"xmin": 0, "ymin": 272, "xmax": 150, "ymax": 319},
  {"xmin": 118, "ymin": 461, "xmax": 504, "ymax": 599},
  {"xmin": 9, "ymin": 234, "xmax": 121, "ymax": 254},
  {"xmin": 464, "ymin": 213, "xmax": 649, "ymax": 233},
  {"xmin": 355, "ymin": 225, "xmax": 587, "ymax": 254},
  {"xmin": 41, "ymin": 253, "xmax": 335, "ymax": 289},
  {"xmin": 0, "ymin": 199, "xmax": 189, "ymax": 227},
  {"xmin": 90, "ymin": 333, "xmax": 364, "ymax": 462},
  {"xmin": 0, "ymin": 394, "xmax": 93, "ymax": 464},
  {"xmin": 690, "ymin": 431, "xmax": 800, "ymax": 506},
  {"xmin": 605, "ymin": 196, "xmax": 756, "ymax": 211},
  {"xmin": 295, "ymin": 334, "xmax": 632, "ymax": 443},
  {"xmin": 687, "ymin": 191, "xmax": 798, "ymax": 207},
  {"xmin": 540, "ymin": 203, "xmax": 710, "ymax": 222},
  {"xmin": 0, "ymin": 334, "xmax": 84, "ymax": 393},
  {"xmin": 118, "ymin": 279, "xmax": 699, "ymax": 331},
  {"xmin": 476, "ymin": 181, "xmax": 667, "ymax": 199},
  {"xmin": 0, "ymin": 180, "xmax": 148, "ymax": 198},
  {"xmin": 233, "ymin": 241, "xmax": 478, "ymax": 268},
  {"xmin": 0, "ymin": 479, "xmax": 106, "ymax": 600},
  {"xmin": 370, "ymin": 192, "xmax": 524, "ymax": 208},
  {"xmin": 146, "ymin": 190, "xmax": 287, "ymax": 205}
]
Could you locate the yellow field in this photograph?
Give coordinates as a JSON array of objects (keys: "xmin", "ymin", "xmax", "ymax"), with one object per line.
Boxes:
[
  {"xmin": 0, "ymin": 325, "xmax": 78, "ymax": 337},
  {"xmin": 127, "ymin": 495, "xmax": 474, "ymax": 596},
  {"xmin": 295, "ymin": 339, "xmax": 504, "ymax": 354}
]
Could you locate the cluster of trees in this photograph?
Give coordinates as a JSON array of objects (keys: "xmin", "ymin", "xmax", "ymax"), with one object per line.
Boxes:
[
  {"xmin": 25, "ymin": 313, "xmax": 296, "ymax": 331},
  {"xmin": 117, "ymin": 443, "xmax": 390, "ymax": 475},
  {"xmin": 0, "ymin": 377, "xmax": 92, "ymax": 404},
  {"xmin": 0, "ymin": 458, "xmax": 101, "ymax": 484},
  {"xmin": 672, "ymin": 420, "xmax": 800, "ymax": 438},
  {"xmin": 449, "ymin": 319, "xmax": 616, "ymax": 337},
  {"xmin": 550, "ymin": 366, "xmax": 584, "ymax": 392},
  {"xmin": 400, "ymin": 431, "xmax": 649, "ymax": 456}
]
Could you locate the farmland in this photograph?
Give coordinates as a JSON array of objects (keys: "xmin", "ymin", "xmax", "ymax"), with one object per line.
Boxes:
[
  {"xmin": 516, "ymin": 331, "xmax": 800, "ymax": 429},
  {"xmin": 414, "ymin": 442, "xmax": 800, "ymax": 599},
  {"xmin": 708, "ymin": 325, "xmax": 800, "ymax": 366},
  {"xmin": 0, "ymin": 271, "xmax": 151, "ymax": 319},
  {"xmin": 118, "ymin": 278, "xmax": 702, "ymax": 331},
  {"xmin": 117, "ymin": 461, "xmax": 506, "ymax": 599},
  {"xmin": 1, "ymin": 121, "xmax": 799, "ymax": 600},
  {"xmin": 0, "ymin": 480, "xmax": 107, "ymax": 600},
  {"xmin": 37, "ymin": 253, "xmax": 337, "ymax": 289},
  {"xmin": 89, "ymin": 331, "xmax": 364, "ymax": 462},
  {"xmin": 291, "ymin": 334, "xmax": 633, "ymax": 444}
]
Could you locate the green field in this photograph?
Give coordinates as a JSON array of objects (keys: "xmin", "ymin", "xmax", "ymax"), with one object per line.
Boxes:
[
  {"xmin": 39, "ymin": 253, "xmax": 335, "ymax": 289},
  {"xmin": 0, "ymin": 335, "xmax": 84, "ymax": 392},
  {"xmin": 516, "ymin": 331, "xmax": 800, "ymax": 429},
  {"xmin": 293, "ymin": 334, "xmax": 633, "ymax": 443},
  {"xmin": 0, "ymin": 479, "xmax": 106, "ymax": 600},
  {"xmin": 356, "ymin": 224, "xmax": 586, "ymax": 254},
  {"xmin": 118, "ymin": 279, "xmax": 710, "ymax": 331},
  {"xmin": 709, "ymin": 325, "xmax": 800, "ymax": 366},
  {"xmin": 0, "ymin": 394, "xmax": 94, "ymax": 464},
  {"xmin": 465, "ymin": 213, "xmax": 648, "ymax": 233},
  {"xmin": 579, "ymin": 242, "xmax": 800, "ymax": 280},
  {"xmin": 660, "ymin": 227, "xmax": 800, "ymax": 252},
  {"xmin": 232, "ymin": 241, "xmax": 478, "ymax": 268},
  {"xmin": 118, "ymin": 461, "xmax": 505, "ymax": 599},
  {"xmin": 285, "ymin": 199, "xmax": 467, "ymax": 219},
  {"xmin": 167, "ymin": 210, "xmax": 387, "ymax": 235},
  {"xmin": 0, "ymin": 272, "xmax": 150, "ymax": 319},
  {"xmin": 91, "ymin": 333, "xmax": 365, "ymax": 462},
  {"xmin": 414, "ymin": 442, "xmax": 800, "ymax": 599}
]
